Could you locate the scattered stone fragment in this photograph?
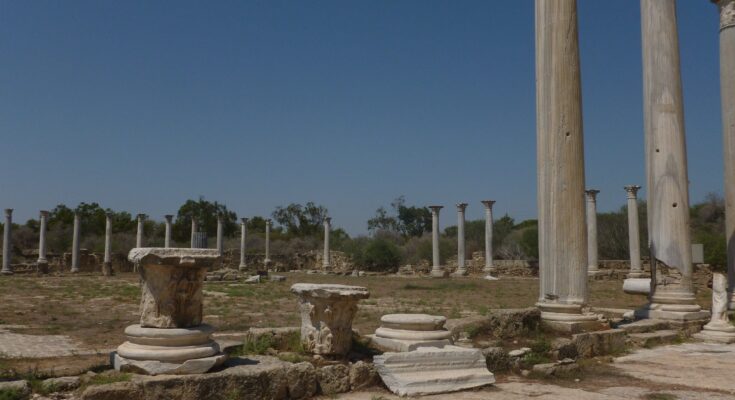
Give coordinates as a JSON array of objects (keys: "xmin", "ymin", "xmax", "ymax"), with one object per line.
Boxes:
[
  {"xmin": 41, "ymin": 376, "xmax": 81, "ymax": 392},
  {"xmin": 245, "ymin": 275, "xmax": 261, "ymax": 284},
  {"xmin": 482, "ymin": 346, "xmax": 510, "ymax": 372},
  {"xmin": 269, "ymin": 275, "xmax": 286, "ymax": 282},
  {"xmin": 285, "ymin": 362, "xmax": 317, "ymax": 400},
  {"xmin": 508, "ymin": 347, "xmax": 531, "ymax": 358},
  {"xmin": 0, "ymin": 380, "xmax": 30, "ymax": 400}
]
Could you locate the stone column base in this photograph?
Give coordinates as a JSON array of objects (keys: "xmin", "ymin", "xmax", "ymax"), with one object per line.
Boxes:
[
  {"xmin": 482, "ymin": 266, "xmax": 496, "ymax": 274},
  {"xmin": 102, "ymin": 262, "xmax": 114, "ymax": 277},
  {"xmin": 114, "ymin": 324, "xmax": 226, "ymax": 375},
  {"xmin": 537, "ymin": 303, "xmax": 601, "ymax": 334},
  {"xmin": 693, "ymin": 322, "xmax": 735, "ymax": 344},
  {"xmin": 451, "ymin": 269, "xmax": 468, "ymax": 277},
  {"xmin": 626, "ymin": 271, "xmax": 647, "ymax": 279},
  {"xmin": 634, "ymin": 303, "xmax": 710, "ymax": 325},
  {"xmin": 430, "ymin": 267, "xmax": 448, "ymax": 278},
  {"xmin": 36, "ymin": 261, "xmax": 49, "ymax": 275},
  {"xmin": 1, "ymin": 269, "xmax": 13, "ymax": 276},
  {"xmin": 623, "ymin": 278, "xmax": 651, "ymax": 295}
]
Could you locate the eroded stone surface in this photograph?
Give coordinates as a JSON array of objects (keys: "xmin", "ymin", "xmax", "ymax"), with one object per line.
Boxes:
[
  {"xmin": 374, "ymin": 345, "xmax": 495, "ymax": 396},
  {"xmin": 291, "ymin": 283, "xmax": 369, "ymax": 356}
]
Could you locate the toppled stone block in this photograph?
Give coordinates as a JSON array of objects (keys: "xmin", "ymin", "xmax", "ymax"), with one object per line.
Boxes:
[
  {"xmin": 245, "ymin": 275, "xmax": 261, "ymax": 284},
  {"xmin": 374, "ymin": 346, "xmax": 495, "ymax": 397},
  {"xmin": 508, "ymin": 347, "xmax": 531, "ymax": 358},
  {"xmin": 316, "ymin": 364, "xmax": 350, "ymax": 394},
  {"xmin": 532, "ymin": 359, "xmax": 580, "ymax": 377},
  {"xmin": 270, "ymin": 275, "xmax": 286, "ymax": 282}
]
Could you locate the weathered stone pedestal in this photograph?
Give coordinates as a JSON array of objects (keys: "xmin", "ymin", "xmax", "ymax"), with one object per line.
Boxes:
[
  {"xmin": 694, "ymin": 273, "xmax": 735, "ymax": 343},
  {"xmin": 113, "ymin": 248, "xmax": 226, "ymax": 375},
  {"xmin": 291, "ymin": 283, "xmax": 369, "ymax": 356},
  {"xmin": 369, "ymin": 314, "xmax": 452, "ymax": 352},
  {"xmin": 537, "ymin": 303, "xmax": 600, "ymax": 334}
]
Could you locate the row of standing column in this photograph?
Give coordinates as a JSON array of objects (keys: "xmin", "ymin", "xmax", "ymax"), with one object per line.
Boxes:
[{"xmin": 428, "ymin": 201, "xmax": 497, "ymax": 278}]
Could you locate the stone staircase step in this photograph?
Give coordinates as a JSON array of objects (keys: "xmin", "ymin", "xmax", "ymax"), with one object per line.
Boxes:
[
  {"xmin": 618, "ymin": 319, "xmax": 670, "ymax": 334},
  {"xmin": 628, "ymin": 330, "xmax": 680, "ymax": 347}
]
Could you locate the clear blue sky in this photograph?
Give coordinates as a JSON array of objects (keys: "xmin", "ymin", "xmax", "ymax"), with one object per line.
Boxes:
[{"xmin": 0, "ymin": 1, "xmax": 724, "ymax": 235}]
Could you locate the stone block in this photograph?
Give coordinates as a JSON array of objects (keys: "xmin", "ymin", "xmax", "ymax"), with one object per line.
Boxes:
[
  {"xmin": 572, "ymin": 329, "xmax": 626, "ymax": 358},
  {"xmin": 0, "ymin": 380, "xmax": 30, "ymax": 400},
  {"xmin": 316, "ymin": 364, "xmax": 350, "ymax": 394},
  {"xmin": 41, "ymin": 376, "xmax": 81, "ymax": 392},
  {"xmin": 481, "ymin": 346, "xmax": 510, "ymax": 372},
  {"xmin": 349, "ymin": 360, "xmax": 380, "ymax": 390},
  {"xmin": 374, "ymin": 346, "xmax": 495, "ymax": 396},
  {"xmin": 285, "ymin": 362, "xmax": 317, "ymax": 400}
]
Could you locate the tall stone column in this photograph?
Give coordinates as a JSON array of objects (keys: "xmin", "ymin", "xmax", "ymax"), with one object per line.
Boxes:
[
  {"xmin": 71, "ymin": 211, "xmax": 81, "ymax": 273},
  {"xmin": 1, "ymin": 209, "xmax": 13, "ymax": 275},
  {"xmin": 164, "ymin": 215, "xmax": 173, "ymax": 248},
  {"xmin": 535, "ymin": 0, "xmax": 597, "ymax": 332},
  {"xmin": 264, "ymin": 219, "xmax": 272, "ymax": 267},
  {"xmin": 37, "ymin": 210, "xmax": 49, "ymax": 274},
  {"xmin": 452, "ymin": 203, "xmax": 468, "ymax": 276},
  {"xmin": 323, "ymin": 217, "xmax": 331, "ymax": 271},
  {"xmin": 429, "ymin": 206, "xmax": 446, "ymax": 278},
  {"xmin": 638, "ymin": 0, "xmax": 707, "ymax": 322},
  {"xmin": 481, "ymin": 200, "xmax": 496, "ymax": 277},
  {"xmin": 239, "ymin": 218, "xmax": 248, "ymax": 272},
  {"xmin": 190, "ymin": 218, "xmax": 198, "ymax": 249},
  {"xmin": 103, "ymin": 212, "xmax": 113, "ymax": 276},
  {"xmin": 624, "ymin": 185, "xmax": 644, "ymax": 277},
  {"xmin": 216, "ymin": 215, "xmax": 224, "ymax": 256},
  {"xmin": 136, "ymin": 214, "xmax": 145, "ymax": 248},
  {"xmin": 712, "ymin": 0, "xmax": 735, "ymax": 309},
  {"xmin": 585, "ymin": 190, "xmax": 601, "ymax": 276}
]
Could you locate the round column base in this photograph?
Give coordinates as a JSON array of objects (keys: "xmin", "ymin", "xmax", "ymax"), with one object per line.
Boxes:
[
  {"xmin": 430, "ymin": 267, "xmax": 448, "ymax": 278},
  {"xmin": 536, "ymin": 302, "xmax": 601, "ymax": 333},
  {"xmin": 0, "ymin": 270, "xmax": 13, "ymax": 276},
  {"xmin": 693, "ymin": 322, "xmax": 735, "ymax": 344},
  {"xmin": 451, "ymin": 268, "xmax": 468, "ymax": 277}
]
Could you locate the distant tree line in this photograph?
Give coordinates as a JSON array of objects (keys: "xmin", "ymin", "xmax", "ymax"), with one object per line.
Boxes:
[{"xmin": 0, "ymin": 193, "xmax": 728, "ymax": 272}]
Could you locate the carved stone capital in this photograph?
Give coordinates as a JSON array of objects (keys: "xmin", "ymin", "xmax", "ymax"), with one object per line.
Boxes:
[
  {"xmin": 717, "ymin": 0, "xmax": 735, "ymax": 30},
  {"xmin": 624, "ymin": 185, "xmax": 642, "ymax": 199}
]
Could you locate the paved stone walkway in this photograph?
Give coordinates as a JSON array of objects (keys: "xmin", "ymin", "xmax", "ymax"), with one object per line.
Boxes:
[{"xmin": 0, "ymin": 326, "xmax": 104, "ymax": 358}]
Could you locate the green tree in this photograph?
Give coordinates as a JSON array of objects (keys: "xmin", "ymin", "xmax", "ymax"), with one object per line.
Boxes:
[
  {"xmin": 367, "ymin": 196, "xmax": 431, "ymax": 237},
  {"xmin": 362, "ymin": 237, "xmax": 402, "ymax": 272},
  {"xmin": 172, "ymin": 197, "xmax": 237, "ymax": 242},
  {"xmin": 271, "ymin": 202, "xmax": 328, "ymax": 237}
]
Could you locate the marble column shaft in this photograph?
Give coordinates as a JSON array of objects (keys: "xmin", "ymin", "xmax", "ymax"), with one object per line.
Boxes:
[
  {"xmin": 265, "ymin": 219, "xmax": 272, "ymax": 265},
  {"xmin": 2, "ymin": 209, "xmax": 12, "ymax": 275},
  {"xmin": 641, "ymin": 0, "xmax": 699, "ymax": 312},
  {"xmin": 190, "ymin": 218, "xmax": 198, "ymax": 249},
  {"xmin": 585, "ymin": 190, "xmax": 600, "ymax": 274},
  {"xmin": 38, "ymin": 210, "xmax": 49, "ymax": 264},
  {"xmin": 71, "ymin": 212, "xmax": 81, "ymax": 273},
  {"xmin": 536, "ymin": 0, "xmax": 589, "ymax": 312},
  {"xmin": 216, "ymin": 216, "xmax": 224, "ymax": 256},
  {"xmin": 455, "ymin": 203, "xmax": 468, "ymax": 275},
  {"xmin": 164, "ymin": 215, "xmax": 173, "ymax": 248},
  {"xmin": 239, "ymin": 218, "xmax": 248, "ymax": 271},
  {"xmin": 104, "ymin": 213, "xmax": 113, "ymax": 264},
  {"xmin": 323, "ymin": 217, "xmax": 331, "ymax": 269},
  {"xmin": 136, "ymin": 214, "xmax": 145, "ymax": 248},
  {"xmin": 481, "ymin": 200, "xmax": 496, "ymax": 273},
  {"xmin": 624, "ymin": 185, "xmax": 643, "ymax": 276},
  {"xmin": 713, "ymin": 0, "xmax": 735, "ymax": 309},
  {"xmin": 429, "ymin": 206, "xmax": 443, "ymax": 277}
]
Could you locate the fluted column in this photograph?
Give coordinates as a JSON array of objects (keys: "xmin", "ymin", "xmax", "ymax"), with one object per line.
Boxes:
[
  {"xmin": 264, "ymin": 219, "xmax": 272, "ymax": 267},
  {"xmin": 452, "ymin": 204, "xmax": 468, "ymax": 276},
  {"xmin": 1, "ymin": 209, "xmax": 13, "ymax": 275},
  {"xmin": 103, "ymin": 212, "xmax": 113, "ymax": 276},
  {"xmin": 624, "ymin": 185, "xmax": 644, "ymax": 277},
  {"xmin": 136, "ymin": 214, "xmax": 145, "ymax": 248},
  {"xmin": 190, "ymin": 218, "xmax": 198, "ymax": 248},
  {"xmin": 481, "ymin": 200, "xmax": 496, "ymax": 276},
  {"xmin": 712, "ymin": 0, "xmax": 735, "ymax": 309},
  {"xmin": 323, "ymin": 217, "xmax": 332, "ymax": 270},
  {"xmin": 216, "ymin": 215, "xmax": 224, "ymax": 256},
  {"xmin": 164, "ymin": 215, "xmax": 173, "ymax": 248},
  {"xmin": 535, "ymin": 0, "xmax": 597, "ymax": 331},
  {"xmin": 639, "ymin": 0, "xmax": 705, "ymax": 321},
  {"xmin": 429, "ymin": 206, "xmax": 445, "ymax": 278},
  {"xmin": 37, "ymin": 210, "xmax": 49, "ymax": 274},
  {"xmin": 585, "ymin": 190, "xmax": 601, "ymax": 276},
  {"xmin": 239, "ymin": 218, "xmax": 248, "ymax": 272},
  {"xmin": 71, "ymin": 211, "xmax": 81, "ymax": 273}
]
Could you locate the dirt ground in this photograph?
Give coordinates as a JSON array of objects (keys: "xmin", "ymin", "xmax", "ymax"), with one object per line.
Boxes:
[{"xmin": 0, "ymin": 272, "xmax": 711, "ymax": 351}]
